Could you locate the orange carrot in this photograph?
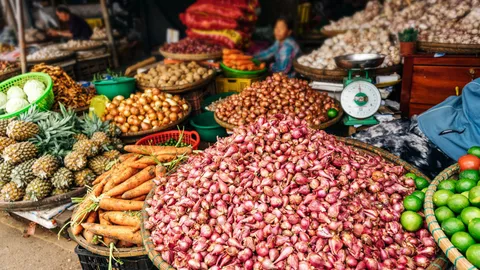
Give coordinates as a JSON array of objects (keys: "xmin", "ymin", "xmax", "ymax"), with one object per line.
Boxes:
[
  {"xmin": 117, "ymin": 240, "xmax": 135, "ymax": 248},
  {"xmin": 81, "ymin": 223, "xmax": 142, "ymax": 245},
  {"xmin": 155, "ymin": 165, "xmax": 167, "ymax": 178},
  {"xmin": 127, "ymin": 163, "xmax": 149, "ymax": 169},
  {"xmin": 122, "ymin": 180, "xmax": 155, "ymax": 199},
  {"xmin": 105, "ymin": 166, "xmax": 155, "ymax": 197},
  {"xmin": 111, "ymin": 167, "xmax": 139, "ymax": 185},
  {"xmin": 123, "ymin": 145, "xmax": 192, "ymax": 156},
  {"xmin": 102, "ymin": 177, "xmax": 116, "ymax": 193},
  {"xmin": 102, "ymin": 211, "xmax": 141, "ymax": 227},
  {"xmin": 99, "ymin": 210, "xmax": 117, "ymax": 246},
  {"xmin": 99, "ymin": 198, "xmax": 144, "ymax": 211},
  {"xmin": 82, "ymin": 211, "xmax": 98, "ymax": 243},
  {"xmin": 72, "ymin": 180, "xmax": 107, "ymax": 234},
  {"xmin": 119, "ymin": 153, "xmax": 136, "ymax": 162},
  {"xmin": 131, "ymin": 195, "xmax": 147, "ymax": 201}
]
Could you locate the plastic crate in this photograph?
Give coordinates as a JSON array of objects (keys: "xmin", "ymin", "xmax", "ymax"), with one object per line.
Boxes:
[
  {"xmin": 215, "ymin": 75, "xmax": 264, "ymax": 93},
  {"xmin": 135, "ymin": 130, "xmax": 200, "ymax": 150},
  {"xmin": 75, "ymin": 54, "xmax": 111, "ymax": 81},
  {"xmin": 75, "ymin": 245, "xmax": 155, "ymax": 270}
]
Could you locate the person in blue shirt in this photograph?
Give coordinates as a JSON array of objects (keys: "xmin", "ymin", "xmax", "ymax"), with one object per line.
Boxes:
[
  {"xmin": 353, "ymin": 78, "xmax": 480, "ymax": 178},
  {"xmin": 254, "ymin": 17, "xmax": 300, "ymax": 76}
]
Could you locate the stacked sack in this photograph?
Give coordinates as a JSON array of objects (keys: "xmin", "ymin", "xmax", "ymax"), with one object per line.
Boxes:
[{"xmin": 180, "ymin": 0, "xmax": 259, "ymax": 49}]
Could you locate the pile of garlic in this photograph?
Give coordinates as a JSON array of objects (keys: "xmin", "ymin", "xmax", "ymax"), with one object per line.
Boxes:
[{"xmin": 297, "ymin": 28, "xmax": 400, "ymax": 70}]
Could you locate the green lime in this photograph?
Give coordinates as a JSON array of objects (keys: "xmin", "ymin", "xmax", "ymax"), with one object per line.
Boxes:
[
  {"xmin": 405, "ymin": 173, "xmax": 417, "ymax": 179},
  {"xmin": 438, "ymin": 180, "xmax": 457, "ymax": 193},
  {"xmin": 460, "ymin": 207, "xmax": 480, "ymax": 226},
  {"xmin": 327, "ymin": 108, "xmax": 338, "ymax": 119},
  {"xmin": 467, "ymin": 244, "xmax": 480, "ymax": 268},
  {"xmin": 435, "ymin": 206, "xmax": 456, "ymax": 224},
  {"xmin": 411, "ymin": 191, "xmax": 425, "ymax": 202},
  {"xmin": 462, "ymin": 191, "xmax": 470, "ymax": 198},
  {"xmin": 469, "ymin": 186, "xmax": 480, "ymax": 207},
  {"xmin": 441, "ymin": 217, "xmax": 466, "ymax": 237},
  {"xmin": 415, "ymin": 177, "xmax": 429, "ymax": 190},
  {"xmin": 459, "ymin": 170, "xmax": 480, "ymax": 182},
  {"xmin": 468, "ymin": 146, "xmax": 480, "ymax": 159},
  {"xmin": 422, "ymin": 187, "xmax": 428, "ymax": 193},
  {"xmin": 448, "ymin": 194, "xmax": 471, "ymax": 213},
  {"xmin": 403, "ymin": 195, "xmax": 423, "ymax": 212},
  {"xmin": 433, "ymin": 190, "xmax": 454, "ymax": 207},
  {"xmin": 468, "ymin": 218, "xmax": 480, "ymax": 242},
  {"xmin": 451, "ymin": 232, "xmax": 476, "ymax": 254},
  {"xmin": 456, "ymin": 179, "xmax": 478, "ymax": 193},
  {"xmin": 400, "ymin": 211, "xmax": 423, "ymax": 232}
]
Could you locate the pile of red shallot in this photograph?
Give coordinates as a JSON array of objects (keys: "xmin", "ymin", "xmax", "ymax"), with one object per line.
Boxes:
[
  {"xmin": 161, "ymin": 38, "xmax": 223, "ymax": 54},
  {"xmin": 145, "ymin": 115, "xmax": 437, "ymax": 269},
  {"xmin": 214, "ymin": 73, "xmax": 339, "ymax": 127}
]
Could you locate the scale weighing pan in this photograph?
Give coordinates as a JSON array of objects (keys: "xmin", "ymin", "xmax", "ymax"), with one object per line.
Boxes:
[{"xmin": 334, "ymin": 54, "xmax": 385, "ymax": 70}]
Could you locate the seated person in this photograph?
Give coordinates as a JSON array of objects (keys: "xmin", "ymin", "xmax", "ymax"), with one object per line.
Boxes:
[
  {"xmin": 48, "ymin": 5, "xmax": 92, "ymax": 40},
  {"xmin": 353, "ymin": 78, "xmax": 480, "ymax": 178},
  {"xmin": 254, "ymin": 16, "xmax": 300, "ymax": 77}
]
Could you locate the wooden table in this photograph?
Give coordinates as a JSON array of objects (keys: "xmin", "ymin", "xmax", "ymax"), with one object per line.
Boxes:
[{"xmin": 401, "ymin": 54, "xmax": 480, "ymax": 117}]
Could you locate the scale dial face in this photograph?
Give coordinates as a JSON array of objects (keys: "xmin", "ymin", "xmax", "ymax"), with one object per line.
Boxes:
[{"xmin": 340, "ymin": 80, "xmax": 381, "ymax": 119}]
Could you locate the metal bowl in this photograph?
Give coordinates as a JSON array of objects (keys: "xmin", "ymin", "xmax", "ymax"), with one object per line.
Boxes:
[{"xmin": 334, "ymin": 54, "xmax": 386, "ymax": 70}]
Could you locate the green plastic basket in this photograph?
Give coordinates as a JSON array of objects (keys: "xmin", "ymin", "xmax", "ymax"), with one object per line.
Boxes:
[
  {"xmin": 220, "ymin": 61, "xmax": 267, "ymax": 78},
  {"xmin": 190, "ymin": 112, "xmax": 228, "ymax": 142},
  {"xmin": 93, "ymin": 77, "xmax": 136, "ymax": 100},
  {"xmin": 0, "ymin": 72, "xmax": 54, "ymax": 119}
]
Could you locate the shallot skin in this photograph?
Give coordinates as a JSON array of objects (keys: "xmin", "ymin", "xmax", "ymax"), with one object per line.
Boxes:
[{"xmin": 145, "ymin": 115, "xmax": 437, "ymax": 269}]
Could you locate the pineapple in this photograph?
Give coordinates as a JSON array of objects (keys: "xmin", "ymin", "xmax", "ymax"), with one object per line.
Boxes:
[
  {"xmin": 32, "ymin": 155, "xmax": 60, "ymax": 179},
  {"xmin": 74, "ymin": 168, "xmax": 96, "ymax": 187},
  {"xmin": 0, "ymin": 136, "xmax": 16, "ymax": 154},
  {"xmin": 51, "ymin": 187, "xmax": 70, "ymax": 196},
  {"xmin": 2, "ymin": 142, "xmax": 38, "ymax": 165},
  {"xmin": 72, "ymin": 140, "xmax": 99, "ymax": 157},
  {"xmin": 0, "ymin": 161, "xmax": 14, "ymax": 180},
  {"xmin": 6, "ymin": 120, "xmax": 40, "ymax": 141},
  {"xmin": 64, "ymin": 151, "xmax": 87, "ymax": 172},
  {"xmin": 51, "ymin": 167, "xmax": 74, "ymax": 189},
  {"xmin": 88, "ymin": 156, "xmax": 109, "ymax": 175},
  {"xmin": 108, "ymin": 123, "xmax": 121, "ymax": 137},
  {"xmin": 11, "ymin": 159, "xmax": 37, "ymax": 188},
  {"xmin": 103, "ymin": 150, "xmax": 121, "ymax": 161},
  {"xmin": 73, "ymin": 133, "xmax": 89, "ymax": 142},
  {"xmin": 91, "ymin": 132, "xmax": 110, "ymax": 147},
  {"xmin": 0, "ymin": 182, "xmax": 25, "ymax": 201},
  {"xmin": 110, "ymin": 137, "xmax": 124, "ymax": 151},
  {"xmin": 0, "ymin": 179, "xmax": 8, "ymax": 190},
  {"xmin": 24, "ymin": 178, "xmax": 52, "ymax": 201},
  {"xmin": 0, "ymin": 119, "xmax": 12, "ymax": 137}
]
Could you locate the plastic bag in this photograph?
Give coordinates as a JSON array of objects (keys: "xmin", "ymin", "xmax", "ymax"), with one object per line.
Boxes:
[{"xmin": 180, "ymin": 12, "xmax": 238, "ymax": 30}]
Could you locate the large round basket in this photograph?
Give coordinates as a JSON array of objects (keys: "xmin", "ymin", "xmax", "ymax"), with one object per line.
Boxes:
[
  {"xmin": 294, "ymin": 58, "xmax": 402, "ymax": 82},
  {"xmin": 0, "ymin": 187, "xmax": 86, "ymax": 211},
  {"xmin": 69, "ymin": 228, "xmax": 146, "ymax": 257},
  {"xmin": 159, "ymin": 49, "xmax": 222, "ymax": 61},
  {"xmin": 320, "ymin": 28, "xmax": 349, "ymax": 37},
  {"xmin": 59, "ymin": 43, "xmax": 105, "ymax": 52},
  {"xmin": 213, "ymin": 101, "xmax": 344, "ymax": 131},
  {"xmin": 141, "ymin": 138, "xmax": 448, "ymax": 270},
  {"xmin": 120, "ymin": 105, "xmax": 192, "ymax": 144},
  {"xmin": 418, "ymin": 41, "xmax": 480, "ymax": 55},
  {"xmin": 425, "ymin": 163, "xmax": 476, "ymax": 270},
  {"xmin": 136, "ymin": 72, "xmax": 215, "ymax": 94},
  {"xmin": 26, "ymin": 52, "xmax": 75, "ymax": 64}
]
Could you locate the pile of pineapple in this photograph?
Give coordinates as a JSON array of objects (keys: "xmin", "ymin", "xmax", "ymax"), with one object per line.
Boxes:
[{"xmin": 0, "ymin": 105, "xmax": 123, "ymax": 202}]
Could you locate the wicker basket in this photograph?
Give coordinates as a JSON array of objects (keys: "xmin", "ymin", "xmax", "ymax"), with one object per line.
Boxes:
[
  {"xmin": 135, "ymin": 130, "xmax": 200, "ymax": 150},
  {"xmin": 141, "ymin": 138, "xmax": 449, "ymax": 270},
  {"xmin": 75, "ymin": 54, "xmax": 111, "ymax": 81},
  {"xmin": 0, "ymin": 187, "xmax": 86, "ymax": 211},
  {"xmin": 418, "ymin": 41, "xmax": 480, "ymax": 55},
  {"xmin": 0, "ymin": 67, "xmax": 21, "ymax": 82},
  {"xmin": 136, "ymin": 72, "xmax": 215, "ymax": 94},
  {"xmin": 425, "ymin": 163, "xmax": 477, "ymax": 270},
  {"xmin": 159, "ymin": 49, "xmax": 222, "ymax": 61}
]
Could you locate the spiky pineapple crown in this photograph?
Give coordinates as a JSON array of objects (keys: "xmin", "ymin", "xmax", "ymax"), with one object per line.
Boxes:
[{"xmin": 79, "ymin": 113, "xmax": 112, "ymax": 137}]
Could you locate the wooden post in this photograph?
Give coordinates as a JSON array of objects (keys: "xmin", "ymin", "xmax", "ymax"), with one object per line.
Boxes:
[
  {"xmin": 2, "ymin": 0, "xmax": 17, "ymax": 33},
  {"xmin": 16, "ymin": 0, "xmax": 26, "ymax": 73},
  {"xmin": 99, "ymin": 0, "xmax": 119, "ymax": 68}
]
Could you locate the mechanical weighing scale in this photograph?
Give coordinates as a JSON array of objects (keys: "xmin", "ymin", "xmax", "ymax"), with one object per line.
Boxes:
[{"xmin": 334, "ymin": 54, "xmax": 385, "ymax": 126}]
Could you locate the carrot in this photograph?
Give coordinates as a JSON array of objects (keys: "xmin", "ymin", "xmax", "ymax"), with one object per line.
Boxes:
[
  {"xmin": 102, "ymin": 211, "xmax": 141, "ymax": 227},
  {"xmin": 119, "ymin": 153, "xmax": 136, "ymax": 162},
  {"xmin": 102, "ymin": 177, "xmax": 116, "ymax": 193},
  {"xmin": 223, "ymin": 48, "xmax": 242, "ymax": 55},
  {"xmin": 111, "ymin": 167, "xmax": 138, "ymax": 185},
  {"xmin": 74, "ymin": 210, "xmax": 97, "ymax": 237},
  {"xmin": 126, "ymin": 163, "xmax": 149, "ymax": 169},
  {"xmin": 99, "ymin": 210, "xmax": 117, "ymax": 246},
  {"xmin": 127, "ymin": 155, "xmax": 176, "ymax": 167},
  {"xmin": 163, "ymin": 59, "xmax": 183, "ymax": 64},
  {"xmin": 117, "ymin": 240, "xmax": 135, "ymax": 248},
  {"xmin": 123, "ymin": 145, "xmax": 192, "ymax": 156},
  {"xmin": 71, "ymin": 224, "xmax": 83, "ymax": 235},
  {"xmin": 71, "ymin": 180, "xmax": 107, "ymax": 234},
  {"xmin": 122, "ymin": 180, "xmax": 155, "ymax": 199},
  {"xmin": 105, "ymin": 166, "xmax": 155, "ymax": 197},
  {"xmin": 81, "ymin": 223, "xmax": 142, "ymax": 245},
  {"xmin": 131, "ymin": 195, "xmax": 147, "ymax": 201},
  {"xmin": 99, "ymin": 198, "xmax": 144, "ymax": 211},
  {"xmin": 155, "ymin": 165, "xmax": 167, "ymax": 178}
]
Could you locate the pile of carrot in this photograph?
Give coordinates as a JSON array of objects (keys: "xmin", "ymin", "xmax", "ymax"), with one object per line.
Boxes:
[
  {"xmin": 70, "ymin": 144, "xmax": 192, "ymax": 248},
  {"xmin": 222, "ymin": 48, "xmax": 265, "ymax": 71}
]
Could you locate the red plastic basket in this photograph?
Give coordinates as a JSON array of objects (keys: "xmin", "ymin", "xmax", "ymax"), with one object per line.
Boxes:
[{"xmin": 135, "ymin": 130, "xmax": 200, "ymax": 150}]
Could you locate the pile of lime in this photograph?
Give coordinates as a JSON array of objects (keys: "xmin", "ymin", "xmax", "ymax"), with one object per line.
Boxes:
[
  {"xmin": 432, "ymin": 146, "xmax": 480, "ymax": 268},
  {"xmin": 159, "ymin": 138, "xmax": 191, "ymax": 147},
  {"xmin": 400, "ymin": 173, "xmax": 429, "ymax": 233}
]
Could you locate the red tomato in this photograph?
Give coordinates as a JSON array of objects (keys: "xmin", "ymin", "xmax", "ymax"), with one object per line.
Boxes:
[{"xmin": 458, "ymin": 154, "xmax": 480, "ymax": 171}]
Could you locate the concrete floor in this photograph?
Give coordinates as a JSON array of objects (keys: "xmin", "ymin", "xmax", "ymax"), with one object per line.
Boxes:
[{"xmin": 0, "ymin": 212, "xmax": 81, "ymax": 270}]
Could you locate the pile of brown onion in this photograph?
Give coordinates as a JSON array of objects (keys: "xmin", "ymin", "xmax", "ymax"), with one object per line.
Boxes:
[
  {"xmin": 145, "ymin": 115, "xmax": 437, "ymax": 269},
  {"xmin": 214, "ymin": 73, "xmax": 339, "ymax": 127},
  {"xmin": 103, "ymin": 89, "xmax": 189, "ymax": 134}
]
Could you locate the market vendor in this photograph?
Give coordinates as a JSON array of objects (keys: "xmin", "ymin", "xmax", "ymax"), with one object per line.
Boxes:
[
  {"xmin": 47, "ymin": 6, "xmax": 92, "ymax": 40},
  {"xmin": 353, "ymin": 78, "xmax": 480, "ymax": 178},
  {"xmin": 254, "ymin": 17, "xmax": 300, "ymax": 76}
]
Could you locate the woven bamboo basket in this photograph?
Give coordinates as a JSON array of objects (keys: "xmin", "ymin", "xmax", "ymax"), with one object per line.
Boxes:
[
  {"xmin": 425, "ymin": 163, "xmax": 477, "ymax": 270},
  {"xmin": 320, "ymin": 28, "xmax": 350, "ymax": 37},
  {"xmin": 159, "ymin": 50, "xmax": 222, "ymax": 61},
  {"xmin": 136, "ymin": 72, "xmax": 215, "ymax": 94},
  {"xmin": 59, "ymin": 43, "xmax": 105, "ymax": 52},
  {"xmin": 26, "ymin": 52, "xmax": 75, "ymax": 64},
  {"xmin": 0, "ymin": 187, "xmax": 86, "ymax": 211},
  {"xmin": 0, "ymin": 67, "xmax": 21, "ymax": 82},
  {"xmin": 418, "ymin": 42, "xmax": 480, "ymax": 55},
  {"xmin": 141, "ymin": 138, "xmax": 449, "ymax": 270}
]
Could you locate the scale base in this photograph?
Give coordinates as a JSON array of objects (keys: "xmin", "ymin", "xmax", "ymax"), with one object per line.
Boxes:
[{"xmin": 343, "ymin": 115, "xmax": 379, "ymax": 126}]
